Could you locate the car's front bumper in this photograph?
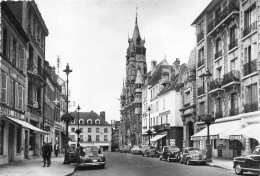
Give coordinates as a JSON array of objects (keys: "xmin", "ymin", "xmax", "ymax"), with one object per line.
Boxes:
[
  {"xmin": 189, "ymin": 159, "xmax": 206, "ymax": 163},
  {"xmin": 77, "ymin": 161, "xmax": 106, "ymax": 166}
]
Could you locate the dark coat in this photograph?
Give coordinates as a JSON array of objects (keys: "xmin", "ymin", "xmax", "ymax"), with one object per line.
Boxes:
[{"xmin": 42, "ymin": 144, "xmax": 52, "ymax": 158}]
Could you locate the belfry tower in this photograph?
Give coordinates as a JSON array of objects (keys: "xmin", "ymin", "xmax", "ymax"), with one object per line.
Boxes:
[{"xmin": 120, "ymin": 12, "xmax": 147, "ymax": 146}]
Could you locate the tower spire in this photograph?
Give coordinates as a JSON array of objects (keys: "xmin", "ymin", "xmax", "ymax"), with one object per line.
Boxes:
[{"xmin": 135, "ymin": 5, "xmax": 138, "ymax": 25}]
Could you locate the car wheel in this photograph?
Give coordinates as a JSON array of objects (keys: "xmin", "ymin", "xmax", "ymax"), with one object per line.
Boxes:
[
  {"xmin": 186, "ymin": 159, "xmax": 190, "ymax": 165},
  {"xmin": 235, "ymin": 164, "xmax": 243, "ymax": 175},
  {"xmin": 167, "ymin": 156, "xmax": 170, "ymax": 162}
]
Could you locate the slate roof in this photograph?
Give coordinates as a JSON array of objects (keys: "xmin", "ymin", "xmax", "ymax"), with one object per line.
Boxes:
[
  {"xmin": 69, "ymin": 111, "xmax": 110, "ymax": 126},
  {"xmin": 158, "ymin": 73, "xmax": 179, "ymax": 96}
]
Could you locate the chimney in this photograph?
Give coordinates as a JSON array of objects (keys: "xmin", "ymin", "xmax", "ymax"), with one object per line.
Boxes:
[
  {"xmin": 151, "ymin": 60, "xmax": 157, "ymax": 75},
  {"xmin": 100, "ymin": 111, "xmax": 105, "ymax": 120},
  {"xmin": 173, "ymin": 58, "xmax": 180, "ymax": 75}
]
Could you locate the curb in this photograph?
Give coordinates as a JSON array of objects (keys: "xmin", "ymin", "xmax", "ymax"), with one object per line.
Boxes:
[
  {"xmin": 65, "ymin": 165, "xmax": 77, "ymax": 176},
  {"xmin": 206, "ymin": 163, "xmax": 233, "ymax": 171}
]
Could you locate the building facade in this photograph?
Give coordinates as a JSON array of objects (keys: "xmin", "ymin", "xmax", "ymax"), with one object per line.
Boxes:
[
  {"xmin": 111, "ymin": 120, "xmax": 120, "ymax": 151},
  {"xmin": 119, "ymin": 15, "xmax": 147, "ymax": 147},
  {"xmin": 68, "ymin": 111, "xmax": 111, "ymax": 151},
  {"xmin": 191, "ymin": 0, "xmax": 260, "ymax": 158}
]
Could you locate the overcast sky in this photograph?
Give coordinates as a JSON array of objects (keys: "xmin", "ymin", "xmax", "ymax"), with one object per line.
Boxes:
[{"xmin": 35, "ymin": 0, "xmax": 211, "ymax": 123}]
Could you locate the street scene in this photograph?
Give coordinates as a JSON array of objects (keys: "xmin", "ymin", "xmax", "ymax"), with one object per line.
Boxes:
[{"xmin": 1, "ymin": 0, "xmax": 260, "ymax": 176}]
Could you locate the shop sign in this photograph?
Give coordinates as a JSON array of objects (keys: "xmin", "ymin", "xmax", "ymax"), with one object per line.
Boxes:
[
  {"xmin": 229, "ymin": 135, "xmax": 242, "ymax": 140},
  {"xmin": 170, "ymin": 139, "xmax": 175, "ymax": 146},
  {"xmin": 159, "ymin": 110, "xmax": 170, "ymax": 117}
]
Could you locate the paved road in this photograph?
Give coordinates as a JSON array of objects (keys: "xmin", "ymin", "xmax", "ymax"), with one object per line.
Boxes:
[{"xmin": 72, "ymin": 152, "xmax": 239, "ymax": 176}]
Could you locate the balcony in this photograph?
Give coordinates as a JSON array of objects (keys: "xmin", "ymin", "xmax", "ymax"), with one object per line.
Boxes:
[
  {"xmin": 243, "ymin": 21, "xmax": 257, "ymax": 38},
  {"xmin": 197, "ymin": 86, "xmax": 205, "ymax": 96},
  {"xmin": 243, "ymin": 59, "xmax": 257, "ymax": 77},
  {"xmin": 184, "ymin": 103, "xmax": 190, "ymax": 108},
  {"xmin": 222, "ymin": 70, "xmax": 240, "ymax": 87},
  {"xmin": 230, "ymin": 107, "xmax": 239, "ymax": 116},
  {"xmin": 153, "ymin": 123, "xmax": 170, "ymax": 132},
  {"xmin": 197, "ymin": 59, "xmax": 205, "ymax": 68},
  {"xmin": 244, "ymin": 102, "xmax": 258, "ymax": 113},
  {"xmin": 215, "ymin": 50, "xmax": 222, "ymax": 60},
  {"xmin": 207, "ymin": 1, "xmax": 239, "ymax": 35},
  {"xmin": 229, "ymin": 39, "xmax": 238, "ymax": 51},
  {"xmin": 215, "ymin": 111, "xmax": 223, "ymax": 119},
  {"xmin": 197, "ymin": 31, "xmax": 204, "ymax": 43},
  {"xmin": 209, "ymin": 78, "xmax": 222, "ymax": 91}
]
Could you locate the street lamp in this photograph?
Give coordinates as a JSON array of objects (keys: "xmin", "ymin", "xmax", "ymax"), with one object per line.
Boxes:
[
  {"xmin": 75, "ymin": 105, "xmax": 81, "ymax": 150},
  {"xmin": 147, "ymin": 106, "xmax": 152, "ymax": 145},
  {"xmin": 200, "ymin": 69, "xmax": 215, "ymax": 162},
  {"xmin": 61, "ymin": 63, "xmax": 73, "ymax": 164}
]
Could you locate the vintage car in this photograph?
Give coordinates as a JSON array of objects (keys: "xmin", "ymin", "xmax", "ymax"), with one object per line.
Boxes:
[
  {"xmin": 77, "ymin": 145, "xmax": 106, "ymax": 169},
  {"xmin": 233, "ymin": 145, "xmax": 260, "ymax": 175},
  {"xmin": 143, "ymin": 146, "xmax": 159, "ymax": 157},
  {"xmin": 159, "ymin": 146, "xmax": 180, "ymax": 162},
  {"xmin": 131, "ymin": 146, "xmax": 143, "ymax": 155},
  {"xmin": 179, "ymin": 147, "xmax": 206, "ymax": 165},
  {"xmin": 123, "ymin": 145, "xmax": 131, "ymax": 153}
]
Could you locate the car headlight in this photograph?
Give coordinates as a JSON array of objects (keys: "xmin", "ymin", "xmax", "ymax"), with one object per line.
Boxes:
[{"xmin": 202, "ymin": 155, "xmax": 206, "ymax": 159}]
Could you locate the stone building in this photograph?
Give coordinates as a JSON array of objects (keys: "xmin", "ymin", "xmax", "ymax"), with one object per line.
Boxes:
[
  {"xmin": 119, "ymin": 15, "xmax": 147, "ymax": 147},
  {"xmin": 191, "ymin": 0, "xmax": 260, "ymax": 158},
  {"xmin": 69, "ymin": 111, "xmax": 112, "ymax": 151}
]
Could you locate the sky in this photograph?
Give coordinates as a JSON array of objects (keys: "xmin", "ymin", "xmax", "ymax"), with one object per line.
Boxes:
[{"xmin": 35, "ymin": 0, "xmax": 211, "ymax": 123}]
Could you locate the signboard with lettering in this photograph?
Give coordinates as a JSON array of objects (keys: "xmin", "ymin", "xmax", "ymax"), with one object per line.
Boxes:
[
  {"xmin": 229, "ymin": 135, "xmax": 242, "ymax": 140},
  {"xmin": 170, "ymin": 139, "xmax": 175, "ymax": 146}
]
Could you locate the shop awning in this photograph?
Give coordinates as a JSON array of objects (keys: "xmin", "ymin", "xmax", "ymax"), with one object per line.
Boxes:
[
  {"xmin": 191, "ymin": 120, "xmax": 241, "ymax": 141},
  {"xmin": 150, "ymin": 134, "xmax": 167, "ymax": 142},
  {"xmin": 229, "ymin": 123, "xmax": 260, "ymax": 142},
  {"xmin": 3, "ymin": 116, "xmax": 48, "ymax": 134}
]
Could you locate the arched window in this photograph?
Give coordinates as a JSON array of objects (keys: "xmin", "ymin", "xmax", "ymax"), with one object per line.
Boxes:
[
  {"xmin": 87, "ymin": 119, "xmax": 92, "ymax": 124},
  {"xmin": 79, "ymin": 119, "xmax": 84, "ymax": 125},
  {"xmin": 95, "ymin": 119, "xmax": 100, "ymax": 124}
]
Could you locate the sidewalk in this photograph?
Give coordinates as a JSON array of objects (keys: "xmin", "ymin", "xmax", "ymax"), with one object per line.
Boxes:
[
  {"xmin": 207, "ymin": 157, "xmax": 234, "ymax": 171},
  {"xmin": 0, "ymin": 154, "xmax": 76, "ymax": 176}
]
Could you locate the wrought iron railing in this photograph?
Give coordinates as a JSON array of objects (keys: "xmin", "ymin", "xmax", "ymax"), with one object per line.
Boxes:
[
  {"xmin": 153, "ymin": 123, "xmax": 170, "ymax": 132},
  {"xmin": 222, "ymin": 70, "xmax": 240, "ymax": 85},
  {"xmin": 243, "ymin": 59, "xmax": 257, "ymax": 77},
  {"xmin": 229, "ymin": 39, "xmax": 238, "ymax": 50},
  {"xmin": 243, "ymin": 21, "xmax": 257, "ymax": 37},
  {"xmin": 215, "ymin": 50, "xmax": 222, "ymax": 60},
  {"xmin": 197, "ymin": 86, "xmax": 205, "ymax": 96},
  {"xmin": 215, "ymin": 111, "xmax": 223, "ymax": 119},
  {"xmin": 207, "ymin": 1, "xmax": 239, "ymax": 33},
  {"xmin": 197, "ymin": 59, "xmax": 205, "ymax": 68},
  {"xmin": 229, "ymin": 107, "xmax": 239, "ymax": 116},
  {"xmin": 209, "ymin": 78, "xmax": 222, "ymax": 91},
  {"xmin": 184, "ymin": 103, "xmax": 190, "ymax": 108},
  {"xmin": 197, "ymin": 31, "xmax": 204, "ymax": 43},
  {"xmin": 244, "ymin": 102, "xmax": 258, "ymax": 113}
]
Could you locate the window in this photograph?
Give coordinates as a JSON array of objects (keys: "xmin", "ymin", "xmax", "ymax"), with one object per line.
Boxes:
[
  {"xmin": 9, "ymin": 79, "xmax": 15, "ymax": 107},
  {"xmin": 199, "ymin": 102, "xmax": 205, "ymax": 116},
  {"xmin": 104, "ymin": 135, "xmax": 108, "ymax": 141},
  {"xmin": 96, "ymin": 135, "xmax": 100, "ymax": 141},
  {"xmin": 96, "ymin": 128, "xmax": 100, "ymax": 133},
  {"xmin": 80, "ymin": 135, "xmax": 83, "ymax": 141},
  {"xmin": 87, "ymin": 120, "xmax": 92, "ymax": 124},
  {"xmin": 244, "ymin": 45, "xmax": 252, "ymax": 63},
  {"xmin": 80, "ymin": 128, "xmax": 83, "ymax": 133},
  {"xmin": 198, "ymin": 47, "xmax": 204, "ymax": 67},
  {"xmin": 245, "ymin": 84, "xmax": 257, "ymax": 104},
  {"xmin": 3, "ymin": 28, "xmax": 7, "ymax": 56},
  {"xmin": 104, "ymin": 128, "xmax": 108, "ymax": 133},
  {"xmin": 95, "ymin": 119, "xmax": 100, "ymax": 124},
  {"xmin": 16, "ymin": 128, "xmax": 21, "ymax": 153},
  {"xmin": 1, "ymin": 73, "xmax": 7, "ymax": 103},
  {"xmin": 79, "ymin": 119, "xmax": 84, "ymax": 124},
  {"xmin": 88, "ymin": 135, "xmax": 91, "ymax": 142},
  {"xmin": 71, "ymin": 119, "xmax": 75, "ymax": 124},
  {"xmin": 244, "ymin": 4, "xmax": 256, "ymax": 28},
  {"xmin": 88, "ymin": 128, "xmax": 91, "ymax": 132},
  {"xmin": 184, "ymin": 91, "xmax": 190, "ymax": 105},
  {"xmin": 71, "ymin": 128, "xmax": 75, "ymax": 132},
  {"xmin": 229, "ymin": 26, "xmax": 237, "ymax": 49},
  {"xmin": 230, "ymin": 58, "xmax": 237, "ymax": 71},
  {"xmin": 18, "ymin": 85, "xmax": 23, "ymax": 110}
]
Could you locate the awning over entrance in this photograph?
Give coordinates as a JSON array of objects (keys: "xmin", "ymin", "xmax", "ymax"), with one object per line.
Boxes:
[
  {"xmin": 191, "ymin": 120, "xmax": 241, "ymax": 140},
  {"xmin": 150, "ymin": 134, "xmax": 167, "ymax": 142},
  {"xmin": 3, "ymin": 116, "xmax": 48, "ymax": 134},
  {"xmin": 229, "ymin": 123, "xmax": 260, "ymax": 142}
]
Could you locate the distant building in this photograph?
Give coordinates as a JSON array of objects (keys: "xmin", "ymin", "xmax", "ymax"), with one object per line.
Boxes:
[{"xmin": 69, "ymin": 111, "xmax": 112, "ymax": 151}]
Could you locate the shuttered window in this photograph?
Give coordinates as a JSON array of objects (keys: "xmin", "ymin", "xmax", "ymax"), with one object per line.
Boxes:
[
  {"xmin": 19, "ymin": 47, "xmax": 25, "ymax": 71},
  {"xmin": 1, "ymin": 73, "xmax": 7, "ymax": 103},
  {"xmin": 9, "ymin": 36, "xmax": 13, "ymax": 61},
  {"xmin": 15, "ymin": 82, "xmax": 19, "ymax": 109},
  {"xmin": 18, "ymin": 85, "xmax": 23, "ymax": 110}
]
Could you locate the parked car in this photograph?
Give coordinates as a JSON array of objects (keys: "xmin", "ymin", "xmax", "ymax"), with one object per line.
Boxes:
[
  {"xmin": 143, "ymin": 146, "xmax": 159, "ymax": 157},
  {"xmin": 159, "ymin": 146, "xmax": 180, "ymax": 162},
  {"xmin": 233, "ymin": 145, "xmax": 260, "ymax": 175},
  {"xmin": 123, "ymin": 146, "xmax": 131, "ymax": 153},
  {"xmin": 131, "ymin": 146, "xmax": 143, "ymax": 155},
  {"xmin": 77, "ymin": 145, "xmax": 106, "ymax": 169},
  {"xmin": 117, "ymin": 146, "xmax": 124, "ymax": 153},
  {"xmin": 179, "ymin": 147, "xmax": 206, "ymax": 165}
]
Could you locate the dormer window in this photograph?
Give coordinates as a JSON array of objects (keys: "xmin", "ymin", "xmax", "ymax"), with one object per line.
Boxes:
[
  {"xmin": 95, "ymin": 119, "xmax": 100, "ymax": 124},
  {"xmin": 79, "ymin": 119, "xmax": 84, "ymax": 124},
  {"xmin": 87, "ymin": 119, "xmax": 92, "ymax": 124}
]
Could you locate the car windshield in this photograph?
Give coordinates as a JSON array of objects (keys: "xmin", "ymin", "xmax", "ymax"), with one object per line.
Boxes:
[
  {"xmin": 169, "ymin": 147, "xmax": 180, "ymax": 152},
  {"xmin": 251, "ymin": 147, "xmax": 260, "ymax": 155},
  {"xmin": 188, "ymin": 149, "xmax": 200, "ymax": 154},
  {"xmin": 83, "ymin": 146, "xmax": 99, "ymax": 156}
]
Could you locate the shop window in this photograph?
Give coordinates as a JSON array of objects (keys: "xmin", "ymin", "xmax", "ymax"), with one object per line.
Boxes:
[
  {"xmin": 29, "ymin": 131, "xmax": 35, "ymax": 151},
  {"xmin": 16, "ymin": 128, "xmax": 22, "ymax": 153}
]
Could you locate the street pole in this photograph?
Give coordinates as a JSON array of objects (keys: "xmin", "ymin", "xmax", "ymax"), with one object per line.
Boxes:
[
  {"xmin": 76, "ymin": 105, "xmax": 81, "ymax": 149},
  {"xmin": 147, "ymin": 106, "xmax": 151, "ymax": 145},
  {"xmin": 63, "ymin": 63, "xmax": 72, "ymax": 164}
]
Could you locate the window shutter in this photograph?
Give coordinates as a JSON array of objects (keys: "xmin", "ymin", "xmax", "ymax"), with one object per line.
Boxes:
[
  {"xmin": 6, "ymin": 76, "xmax": 10, "ymax": 106},
  {"xmin": 1, "ymin": 73, "xmax": 7, "ymax": 103},
  {"xmin": 16, "ymin": 42, "xmax": 19, "ymax": 67},
  {"xmin": 9, "ymin": 36, "xmax": 13, "ymax": 61},
  {"xmin": 9, "ymin": 79, "xmax": 13, "ymax": 107},
  {"xmin": 15, "ymin": 82, "xmax": 19, "ymax": 109},
  {"xmin": 18, "ymin": 85, "xmax": 22, "ymax": 110},
  {"xmin": 22, "ymin": 87, "xmax": 25, "ymax": 111},
  {"xmin": 19, "ymin": 47, "xmax": 25, "ymax": 71}
]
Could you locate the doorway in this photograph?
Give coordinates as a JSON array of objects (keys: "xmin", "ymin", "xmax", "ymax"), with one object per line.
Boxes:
[
  {"xmin": 24, "ymin": 130, "xmax": 29, "ymax": 158},
  {"xmin": 8, "ymin": 125, "xmax": 14, "ymax": 162},
  {"xmin": 186, "ymin": 121, "xmax": 194, "ymax": 147}
]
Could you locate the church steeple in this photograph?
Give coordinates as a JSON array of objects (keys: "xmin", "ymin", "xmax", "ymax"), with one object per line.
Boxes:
[{"xmin": 132, "ymin": 6, "xmax": 141, "ymax": 43}]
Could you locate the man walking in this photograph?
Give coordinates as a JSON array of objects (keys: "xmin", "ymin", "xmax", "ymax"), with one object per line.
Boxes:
[
  {"xmin": 54, "ymin": 142, "xmax": 59, "ymax": 157},
  {"xmin": 42, "ymin": 142, "xmax": 49, "ymax": 167}
]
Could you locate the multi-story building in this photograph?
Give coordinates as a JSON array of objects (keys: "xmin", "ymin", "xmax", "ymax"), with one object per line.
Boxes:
[
  {"xmin": 191, "ymin": 0, "xmax": 260, "ymax": 159},
  {"xmin": 178, "ymin": 49, "xmax": 197, "ymax": 148},
  {"xmin": 142, "ymin": 59, "xmax": 183, "ymax": 150},
  {"xmin": 0, "ymin": 1, "xmax": 48, "ymax": 165},
  {"xmin": 119, "ymin": 15, "xmax": 147, "ymax": 147},
  {"xmin": 69, "ymin": 111, "xmax": 112, "ymax": 151}
]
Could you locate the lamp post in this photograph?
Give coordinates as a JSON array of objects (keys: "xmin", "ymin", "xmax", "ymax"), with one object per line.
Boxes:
[
  {"xmin": 147, "ymin": 106, "xmax": 152, "ymax": 145},
  {"xmin": 200, "ymin": 69, "xmax": 215, "ymax": 162},
  {"xmin": 75, "ymin": 105, "xmax": 81, "ymax": 149},
  {"xmin": 61, "ymin": 63, "xmax": 73, "ymax": 164}
]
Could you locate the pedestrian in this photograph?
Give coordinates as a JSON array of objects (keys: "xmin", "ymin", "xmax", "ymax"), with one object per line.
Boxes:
[
  {"xmin": 42, "ymin": 142, "xmax": 51, "ymax": 167},
  {"xmin": 48, "ymin": 142, "xmax": 53, "ymax": 165},
  {"xmin": 54, "ymin": 142, "xmax": 59, "ymax": 157}
]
